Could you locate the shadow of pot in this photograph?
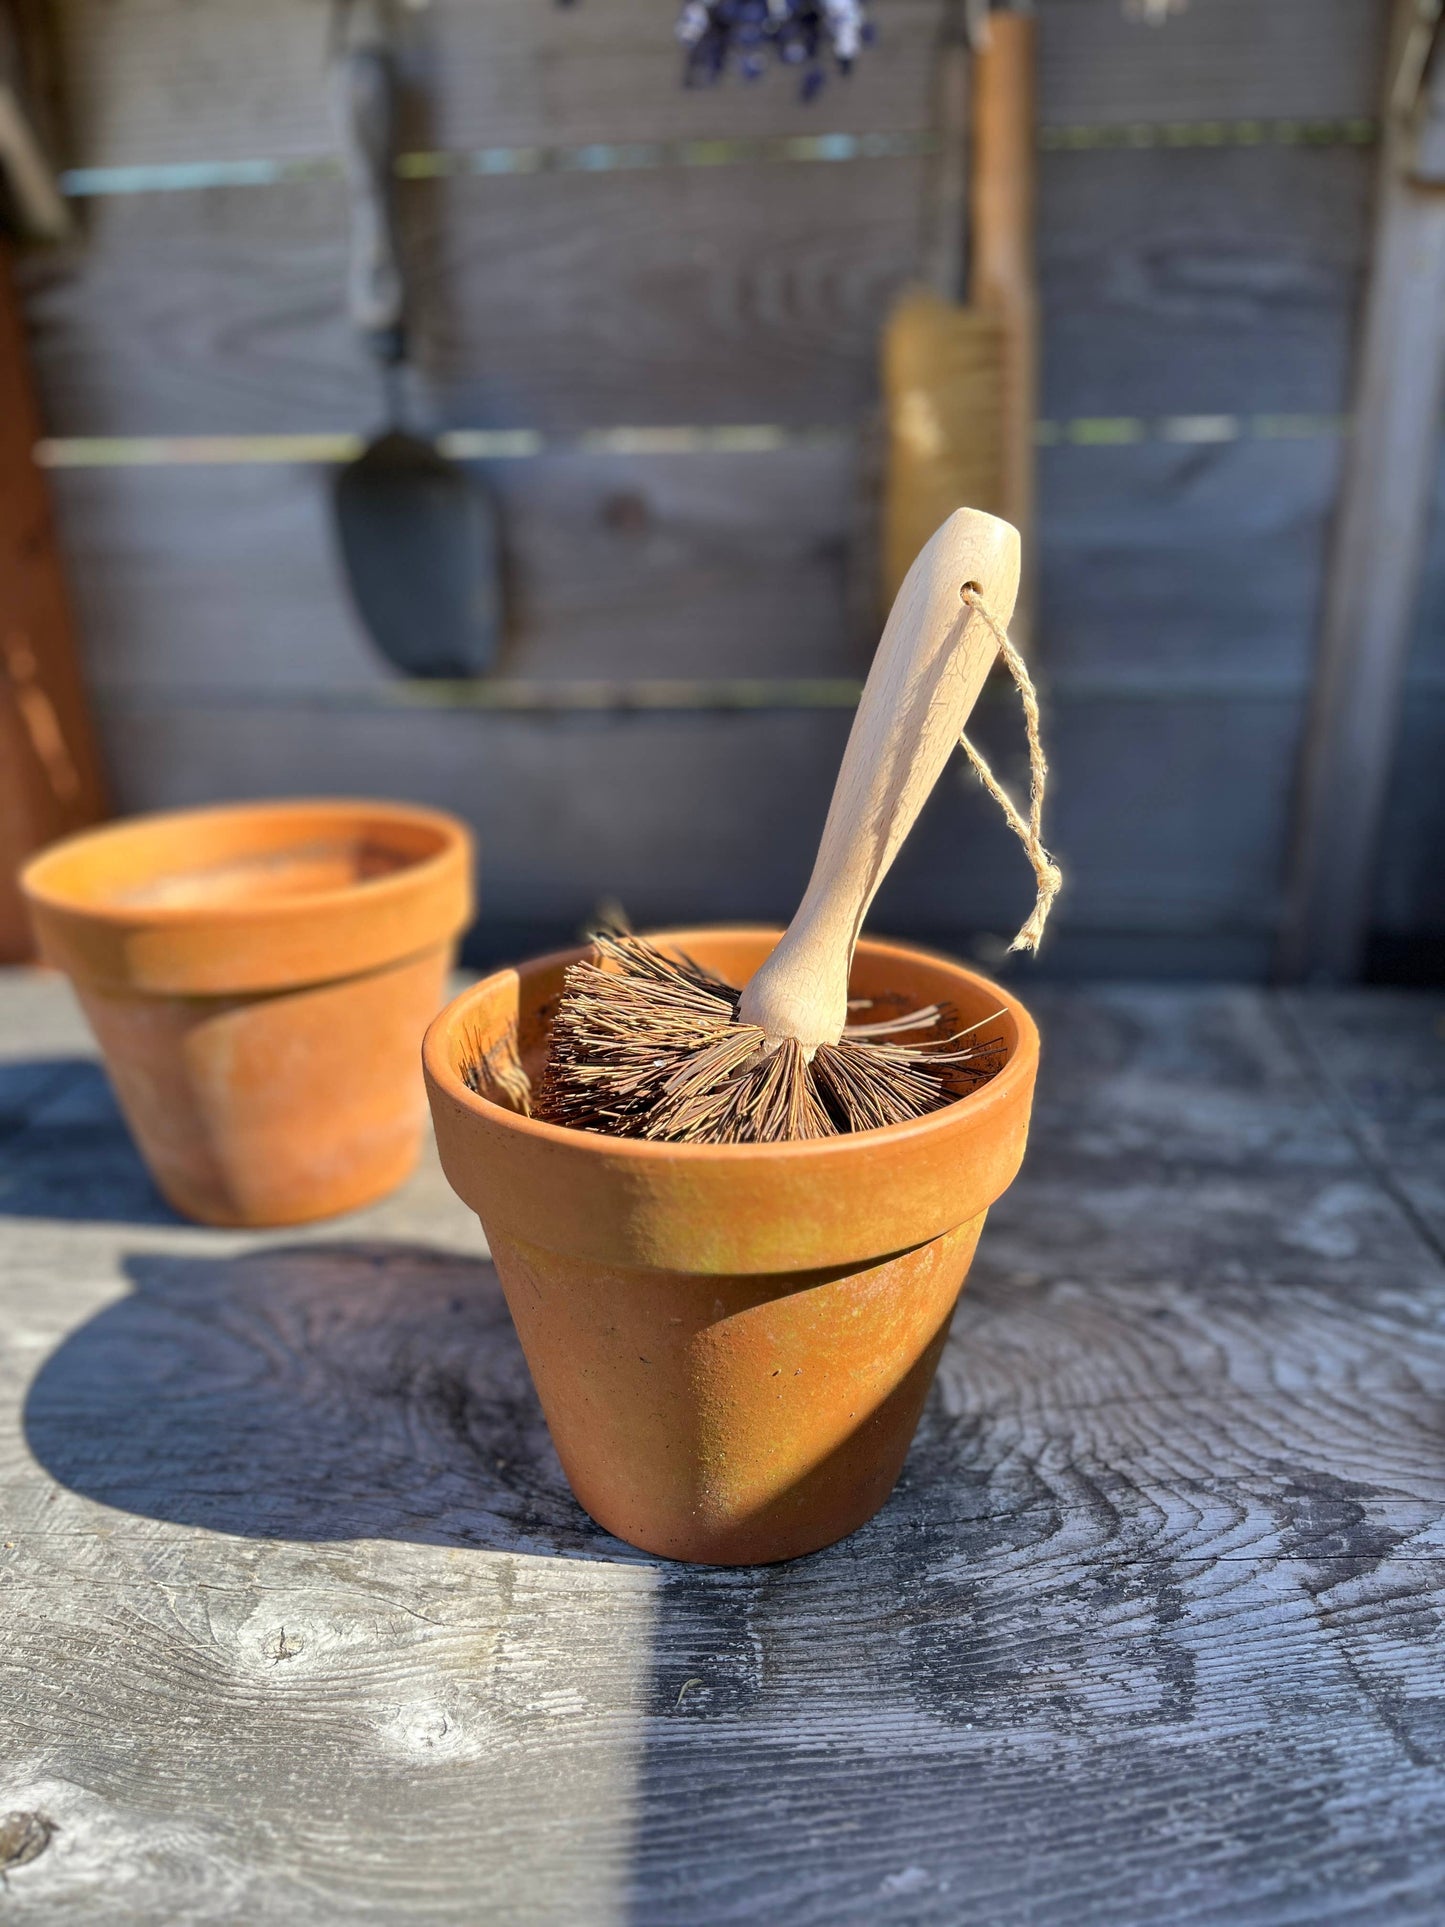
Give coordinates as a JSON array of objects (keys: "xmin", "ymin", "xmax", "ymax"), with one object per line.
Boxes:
[
  {"xmin": 423, "ymin": 928, "xmax": 1038, "ymax": 1565},
  {"xmin": 21, "ymin": 797, "xmax": 472, "ymax": 1227}
]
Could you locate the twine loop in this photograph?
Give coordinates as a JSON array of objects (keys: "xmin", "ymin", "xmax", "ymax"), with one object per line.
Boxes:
[{"xmin": 958, "ymin": 586, "xmax": 1062, "ymax": 952}]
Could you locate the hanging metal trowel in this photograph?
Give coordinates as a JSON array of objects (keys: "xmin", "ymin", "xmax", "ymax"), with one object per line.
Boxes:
[{"xmin": 330, "ymin": 0, "xmax": 502, "ymax": 679}]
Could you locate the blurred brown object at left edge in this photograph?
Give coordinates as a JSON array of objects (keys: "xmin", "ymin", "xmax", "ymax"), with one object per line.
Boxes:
[{"xmin": 0, "ymin": 0, "xmax": 109, "ymax": 961}]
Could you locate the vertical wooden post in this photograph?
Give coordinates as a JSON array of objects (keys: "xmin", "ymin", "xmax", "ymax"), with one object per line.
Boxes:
[
  {"xmin": 0, "ymin": 237, "xmax": 108, "ymax": 959},
  {"xmin": 1277, "ymin": 0, "xmax": 1445, "ymax": 983}
]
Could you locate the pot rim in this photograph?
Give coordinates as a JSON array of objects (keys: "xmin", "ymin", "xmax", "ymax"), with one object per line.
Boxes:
[
  {"xmin": 424, "ymin": 926, "xmax": 1039, "ymax": 1164},
  {"xmin": 21, "ymin": 797, "xmax": 474, "ymax": 996},
  {"xmin": 21, "ymin": 797, "xmax": 466, "ymax": 928}
]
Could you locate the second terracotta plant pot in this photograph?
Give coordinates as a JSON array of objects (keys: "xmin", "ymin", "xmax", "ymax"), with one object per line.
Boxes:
[
  {"xmin": 22, "ymin": 798, "xmax": 473, "ymax": 1227},
  {"xmin": 424, "ymin": 929, "xmax": 1038, "ymax": 1565}
]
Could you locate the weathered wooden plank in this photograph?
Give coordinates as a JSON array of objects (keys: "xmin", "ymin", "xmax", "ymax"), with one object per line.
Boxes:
[
  {"xmin": 1277, "ymin": 1, "xmax": 1445, "ymax": 984},
  {"xmin": 1039, "ymin": 142, "xmax": 1372, "ymax": 421},
  {"xmin": 17, "ymin": 161, "xmax": 925, "ymax": 435},
  {"xmin": 77, "ymin": 687, "xmax": 1305, "ymax": 957},
  {"xmin": 16, "ymin": 142, "xmax": 1370, "ymax": 438},
  {"xmin": 1041, "ymin": 0, "xmax": 1389, "ymax": 129},
  {"xmin": 2, "ymin": 978, "xmax": 1444, "ymax": 1922},
  {"xmin": 31, "ymin": 429, "xmax": 1343, "ymax": 979},
  {"xmin": 1038, "ymin": 437, "xmax": 1344, "ymax": 687},
  {"xmin": 43, "ymin": 0, "xmax": 1385, "ymax": 173},
  {"xmin": 46, "ymin": 436, "xmax": 1341, "ymax": 698},
  {"xmin": 48, "ymin": 445, "xmax": 861, "ymax": 689}
]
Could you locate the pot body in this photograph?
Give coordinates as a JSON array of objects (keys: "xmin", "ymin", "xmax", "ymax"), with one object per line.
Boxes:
[
  {"xmin": 23, "ymin": 798, "xmax": 473, "ymax": 1226},
  {"xmin": 425, "ymin": 929, "xmax": 1038, "ymax": 1564}
]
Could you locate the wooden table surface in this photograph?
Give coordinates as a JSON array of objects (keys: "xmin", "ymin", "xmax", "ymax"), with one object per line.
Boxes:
[{"xmin": 1, "ymin": 968, "xmax": 1443, "ymax": 1924}]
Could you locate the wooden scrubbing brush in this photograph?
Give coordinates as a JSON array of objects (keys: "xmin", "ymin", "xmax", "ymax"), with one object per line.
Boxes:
[
  {"xmin": 881, "ymin": 1, "xmax": 1036, "ymax": 636},
  {"xmin": 537, "ymin": 506, "xmax": 1059, "ymax": 1144}
]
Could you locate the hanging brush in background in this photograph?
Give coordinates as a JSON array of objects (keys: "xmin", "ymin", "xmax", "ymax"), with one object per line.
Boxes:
[{"xmin": 881, "ymin": 0, "xmax": 1037, "ymax": 642}]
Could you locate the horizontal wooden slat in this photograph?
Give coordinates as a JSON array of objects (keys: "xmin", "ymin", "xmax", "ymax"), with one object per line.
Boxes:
[
  {"xmin": 1039, "ymin": 437, "xmax": 1344, "ymax": 687},
  {"xmin": 49, "ymin": 0, "xmax": 942, "ymax": 167},
  {"xmin": 90, "ymin": 687, "xmax": 1304, "ymax": 957},
  {"xmin": 1040, "ymin": 0, "xmax": 1389, "ymax": 129},
  {"xmin": 1040, "ymin": 143, "xmax": 1372, "ymax": 419},
  {"xmin": 51, "ymin": 446, "xmax": 864, "ymax": 689},
  {"xmin": 50, "ymin": 437, "xmax": 1343, "ymax": 697},
  {"xmin": 17, "ymin": 160, "xmax": 924, "ymax": 435},
  {"xmin": 47, "ymin": 0, "xmax": 1385, "ymax": 172},
  {"xmin": 17, "ymin": 141, "xmax": 1371, "ymax": 438}
]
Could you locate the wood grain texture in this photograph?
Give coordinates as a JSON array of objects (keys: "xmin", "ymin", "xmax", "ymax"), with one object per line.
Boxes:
[
  {"xmin": 80, "ymin": 682, "xmax": 1305, "ymax": 957},
  {"xmin": 1039, "ymin": 141, "xmax": 1372, "ymax": 422},
  {"xmin": 47, "ymin": 0, "xmax": 942, "ymax": 165},
  {"xmin": 47, "ymin": 445, "xmax": 862, "ymax": 689},
  {"xmin": 0, "ymin": 239, "xmax": 107, "ymax": 962},
  {"xmin": 7, "ymin": 0, "xmax": 1422, "ymax": 977},
  {"xmin": 1037, "ymin": 437, "xmax": 1344, "ymax": 687},
  {"xmin": 1, "ymin": 972, "xmax": 1443, "ymax": 1923},
  {"xmin": 44, "ymin": 436, "xmax": 1345, "ymax": 696},
  {"xmin": 16, "ymin": 161, "xmax": 925, "ymax": 435},
  {"xmin": 1279, "ymin": 988, "xmax": 1445, "ymax": 1257},
  {"xmin": 1277, "ymin": 0, "xmax": 1445, "ymax": 983},
  {"xmin": 42, "ymin": 0, "xmax": 1385, "ymax": 171},
  {"xmin": 15, "ymin": 142, "xmax": 1372, "ymax": 439},
  {"xmin": 1038, "ymin": 0, "xmax": 1390, "ymax": 129},
  {"xmin": 34, "ymin": 436, "xmax": 1330, "ymax": 967}
]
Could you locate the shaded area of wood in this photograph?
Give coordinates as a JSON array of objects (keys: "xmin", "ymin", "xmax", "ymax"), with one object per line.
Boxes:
[
  {"xmin": 1368, "ymin": 349, "xmax": 1445, "ymax": 976},
  {"xmin": 1278, "ymin": 0, "xmax": 1445, "ymax": 984},
  {"xmin": 1, "ymin": 973, "xmax": 1443, "ymax": 1919}
]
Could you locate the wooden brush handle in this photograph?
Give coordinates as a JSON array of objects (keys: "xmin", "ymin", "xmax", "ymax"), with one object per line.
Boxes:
[
  {"xmin": 737, "ymin": 507, "xmax": 1021, "ymax": 1052},
  {"xmin": 970, "ymin": 8, "xmax": 1035, "ymax": 319},
  {"xmin": 971, "ymin": 7, "xmax": 1037, "ymax": 634}
]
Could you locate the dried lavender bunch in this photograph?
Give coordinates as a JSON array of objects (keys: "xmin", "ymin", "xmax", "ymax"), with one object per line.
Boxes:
[{"xmin": 675, "ymin": 0, "xmax": 873, "ymax": 100}]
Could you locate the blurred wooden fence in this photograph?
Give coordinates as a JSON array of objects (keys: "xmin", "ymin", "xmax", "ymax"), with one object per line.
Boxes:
[{"xmin": 13, "ymin": 0, "xmax": 1443, "ymax": 976}]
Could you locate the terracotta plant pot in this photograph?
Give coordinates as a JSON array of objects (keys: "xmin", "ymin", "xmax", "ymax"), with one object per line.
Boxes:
[
  {"xmin": 22, "ymin": 798, "xmax": 473, "ymax": 1227},
  {"xmin": 424, "ymin": 928, "xmax": 1039, "ymax": 1564}
]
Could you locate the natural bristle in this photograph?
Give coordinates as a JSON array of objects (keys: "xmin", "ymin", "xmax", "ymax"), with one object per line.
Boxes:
[{"xmin": 529, "ymin": 933, "xmax": 1007, "ymax": 1145}]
